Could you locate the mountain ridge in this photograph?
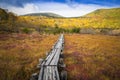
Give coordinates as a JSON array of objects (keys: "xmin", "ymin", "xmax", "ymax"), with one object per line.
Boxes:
[
  {"xmin": 84, "ymin": 8, "xmax": 120, "ymax": 18},
  {"xmin": 22, "ymin": 7, "xmax": 120, "ymax": 18},
  {"xmin": 22, "ymin": 12, "xmax": 64, "ymax": 18}
]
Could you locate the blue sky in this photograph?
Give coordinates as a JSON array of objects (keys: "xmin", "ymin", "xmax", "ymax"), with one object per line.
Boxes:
[{"xmin": 0, "ymin": 0, "xmax": 120, "ymax": 17}]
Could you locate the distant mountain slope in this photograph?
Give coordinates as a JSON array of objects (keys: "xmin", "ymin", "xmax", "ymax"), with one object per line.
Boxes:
[
  {"xmin": 23, "ymin": 12, "xmax": 64, "ymax": 18},
  {"xmin": 84, "ymin": 8, "xmax": 120, "ymax": 18}
]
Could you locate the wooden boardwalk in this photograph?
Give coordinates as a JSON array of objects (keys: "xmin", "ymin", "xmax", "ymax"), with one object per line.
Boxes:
[{"xmin": 30, "ymin": 34, "xmax": 67, "ymax": 80}]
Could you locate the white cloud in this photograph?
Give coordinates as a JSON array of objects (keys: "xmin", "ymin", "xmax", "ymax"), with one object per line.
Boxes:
[{"xmin": 0, "ymin": 2, "xmax": 117, "ymax": 17}]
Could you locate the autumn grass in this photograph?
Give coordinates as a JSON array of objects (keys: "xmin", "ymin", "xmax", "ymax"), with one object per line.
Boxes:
[
  {"xmin": 0, "ymin": 33, "xmax": 120, "ymax": 80},
  {"xmin": 64, "ymin": 34, "xmax": 120, "ymax": 80},
  {"xmin": 0, "ymin": 33, "xmax": 58, "ymax": 80}
]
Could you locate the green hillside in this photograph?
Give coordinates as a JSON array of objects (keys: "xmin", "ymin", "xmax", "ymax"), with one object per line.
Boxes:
[
  {"xmin": 0, "ymin": 7, "xmax": 120, "ymax": 34},
  {"xmin": 22, "ymin": 12, "xmax": 63, "ymax": 18},
  {"xmin": 85, "ymin": 8, "xmax": 120, "ymax": 18}
]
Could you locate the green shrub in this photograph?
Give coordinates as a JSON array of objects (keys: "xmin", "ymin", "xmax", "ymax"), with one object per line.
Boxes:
[{"xmin": 22, "ymin": 28, "xmax": 31, "ymax": 34}]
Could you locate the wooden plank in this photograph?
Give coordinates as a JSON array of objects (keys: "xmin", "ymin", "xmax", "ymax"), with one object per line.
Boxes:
[
  {"xmin": 38, "ymin": 67, "xmax": 44, "ymax": 80},
  {"xmin": 55, "ymin": 67, "xmax": 60, "ymax": 80},
  {"xmin": 38, "ymin": 34, "xmax": 64, "ymax": 80},
  {"xmin": 45, "ymin": 49, "xmax": 57, "ymax": 66},
  {"xmin": 50, "ymin": 48, "xmax": 61, "ymax": 65},
  {"xmin": 50, "ymin": 41, "xmax": 63, "ymax": 65}
]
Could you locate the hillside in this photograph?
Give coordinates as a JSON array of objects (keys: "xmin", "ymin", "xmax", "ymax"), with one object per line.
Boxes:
[
  {"xmin": 0, "ymin": 7, "xmax": 120, "ymax": 34},
  {"xmin": 0, "ymin": 8, "xmax": 20, "ymax": 33},
  {"xmin": 20, "ymin": 8, "xmax": 120, "ymax": 29},
  {"xmin": 84, "ymin": 8, "xmax": 120, "ymax": 18},
  {"xmin": 22, "ymin": 12, "xmax": 63, "ymax": 18},
  {"xmin": 0, "ymin": 8, "xmax": 9, "ymax": 20}
]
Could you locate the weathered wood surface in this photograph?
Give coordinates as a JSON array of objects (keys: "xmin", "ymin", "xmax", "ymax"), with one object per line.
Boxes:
[{"xmin": 38, "ymin": 34, "xmax": 65, "ymax": 80}]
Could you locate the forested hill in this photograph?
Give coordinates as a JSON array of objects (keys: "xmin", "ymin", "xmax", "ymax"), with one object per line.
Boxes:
[
  {"xmin": 22, "ymin": 12, "xmax": 63, "ymax": 18},
  {"xmin": 0, "ymin": 8, "xmax": 17, "ymax": 21}
]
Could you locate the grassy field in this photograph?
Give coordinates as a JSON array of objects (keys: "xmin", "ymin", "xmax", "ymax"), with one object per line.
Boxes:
[
  {"xmin": 0, "ymin": 34, "xmax": 120, "ymax": 80},
  {"xmin": 0, "ymin": 33, "xmax": 58, "ymax": 80},
  {"xmin": 64, "ymin": 34, "xmax": 120, "ymax": 80}
]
